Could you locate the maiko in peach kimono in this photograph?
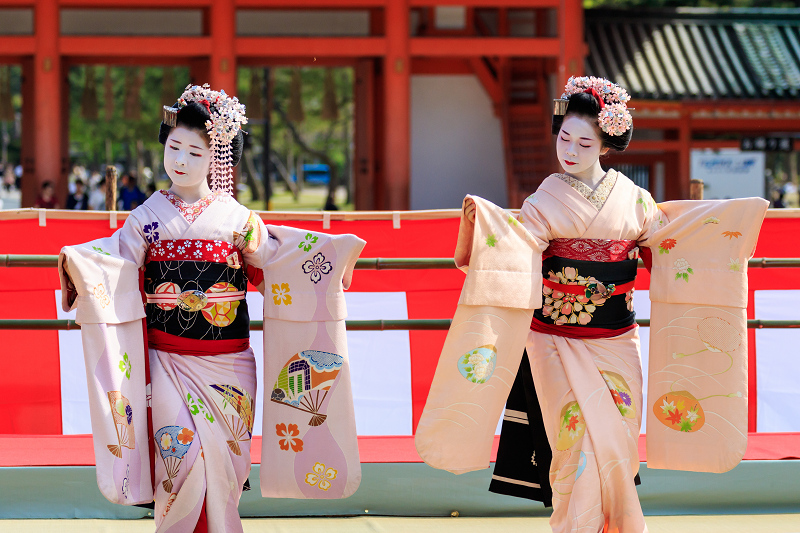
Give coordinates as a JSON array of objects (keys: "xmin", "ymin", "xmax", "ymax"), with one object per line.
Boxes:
[{"xmin": 416, "ymin": 170, "xmax": 768, "ymax": 533}]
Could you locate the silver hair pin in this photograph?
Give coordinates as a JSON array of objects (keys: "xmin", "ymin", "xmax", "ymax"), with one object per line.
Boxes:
[
  {"xmin": 553, "ymin": 99, "xmax": 569, "ymax": 116},
  {"xmin": 163, "ymin": 105, "xmax": 178, "ymax": 127}
]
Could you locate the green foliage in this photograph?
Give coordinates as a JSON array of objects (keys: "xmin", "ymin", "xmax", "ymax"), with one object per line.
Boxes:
[
  {"xmin": 68, "ymin": 66, "xmax": 191, "ymax": 171},
  {"xmin": 237, "ymin": 66, "xmax": 354, "ymax": 188}
]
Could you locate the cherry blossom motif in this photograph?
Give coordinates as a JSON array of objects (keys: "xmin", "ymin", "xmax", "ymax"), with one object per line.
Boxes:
[
  {"xmin": 176, "ymin": 427, "xmax": 194, "ymax": 445},
  {"xmin": 271, "ymin": 283, "xmax": 292, "ymax": 305},
  {"xmin": 541, "ymin": 267, "xmax": 608, "ymax": 326},
  {"xmin": 302, "ymin": 253, "xmax": 332, "ymax": 284},
  {"xmin": 276, "ymin": 423, "xmax": 303, "ymax": 452},
  {"xmin": 304, "ymin": 462, "xmax": 337, "ymax": 490}
]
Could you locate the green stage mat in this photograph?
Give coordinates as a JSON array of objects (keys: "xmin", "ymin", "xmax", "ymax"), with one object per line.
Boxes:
[{"xmin": 0, "ymin": 462, "xmax": 798, "ymax": 519}]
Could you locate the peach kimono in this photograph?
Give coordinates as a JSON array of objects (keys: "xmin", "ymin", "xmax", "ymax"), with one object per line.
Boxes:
[{"xmin": 416, "ymin": 170, "xmax": 768, "ymax": 533}]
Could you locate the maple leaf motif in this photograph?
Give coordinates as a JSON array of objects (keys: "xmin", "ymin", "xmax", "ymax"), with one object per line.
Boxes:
[
  {"xmin": 722, "ymin": 231, "xmax": 742, "ymax": 240},
  {"xmin": 666, "ymin": 409, "xmax": 683, "ymax": 425},
  {"xmin": 610, "ymin": 390, "xmax": 623, "ymax": 405},
  {"xmin": 679, "ymin": 419, "xmax": 694, "ymax": 432},
  {"xmin": 566, "ymin": 415, "xmax": 579, "ymax": 431}
]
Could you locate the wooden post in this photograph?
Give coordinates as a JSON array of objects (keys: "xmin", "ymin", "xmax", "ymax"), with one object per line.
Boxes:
[
  {"xmin": 105, "ymin": 165, "xmax": 118, "ymax": 211},
  {"xmin": 209, "ymin": 0, "xmax": 236, "ymax": 96},
  {"xmin": 384, "ymin": 0, "xmax": 410, "ymax": 210},
  {"xmin": 679, "ymin": 111, "xmax": 692, "ymax": 199},
  {"xmin": 558, "ymin": 0, "xmax": 584, "ymax": 88},
  {"xmin": 689, "ymin": 179, "xmax": 704, "ymax": 200},
  {"xmin": 30, "ymin": 0, "xmax": 61, "ymax": 207}
]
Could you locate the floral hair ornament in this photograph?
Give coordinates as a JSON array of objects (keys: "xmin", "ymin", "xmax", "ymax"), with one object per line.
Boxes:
[
  {"xmin": 554, "ymin": 76, "xmax": 633, "ymax": 137},
  {"xmin": 162, "ymin": 84, "xmax": 248, "ymax": 195}
]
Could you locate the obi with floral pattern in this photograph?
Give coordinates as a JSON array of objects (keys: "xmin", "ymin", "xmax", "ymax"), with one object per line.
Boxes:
[{"xmin": 532, "ymin": 238, "xmax": 638, "ymax": 333}]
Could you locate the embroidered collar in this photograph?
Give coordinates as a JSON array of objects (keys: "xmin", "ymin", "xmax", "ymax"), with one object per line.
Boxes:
[
  {"xmin": 556, "ymin": 170, "xmax": 617, "ymax": 211},
  {"xmin": 159, "ymin": 189, "xmax": 217, "ymax": 223}
]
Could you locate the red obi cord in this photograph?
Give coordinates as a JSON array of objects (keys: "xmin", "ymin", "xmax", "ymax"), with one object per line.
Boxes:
[
  {"xmin": 530, "ymin": 317, "xmax": 637, "ymax": 339},
  {"xmin": 542, "ymin": 278, "xmax": 636, "ymax": 296},
  {"xmin": 543, "ymin": 238, "xmax": 637, "ymax": 262},
  {"xmin": 147, "ymin": 329, "xmax": 250, "ymax": 356},
  {"xmin": 146, "ymin": 239, "xmax": 242, "ymax": 265}
]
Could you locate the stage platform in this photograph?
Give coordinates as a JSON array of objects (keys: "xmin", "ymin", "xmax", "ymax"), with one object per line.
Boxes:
[
  {"xmin": 2, "ymin": 515, "xmax": 800, "ymax": 533},
  {"xmin": 1, "ymin": 434, "xmax": 798, "ymax": 520}
]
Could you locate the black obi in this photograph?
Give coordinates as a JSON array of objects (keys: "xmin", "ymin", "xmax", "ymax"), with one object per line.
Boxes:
[
  {"xmin": 533, "ymin": 255, "xmax": 638, "ymax": 331},
  {"xmin": 144, "ymin": 260, "xmax": 250, "ymax": 341}
]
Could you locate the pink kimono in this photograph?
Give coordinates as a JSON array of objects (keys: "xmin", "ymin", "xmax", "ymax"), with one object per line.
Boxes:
[
  {"xmin": 60, "ymin": 191, "xmax": 364, "ymax": 532},
  {"xmin": 416, "ymin": 170, "xmax": 768, "ymax": 533}
]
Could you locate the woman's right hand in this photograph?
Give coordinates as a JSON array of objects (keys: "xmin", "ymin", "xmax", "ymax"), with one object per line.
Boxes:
[{"xmin": 464, "ymin": 198, "xmax": 476, "ymax": 223}]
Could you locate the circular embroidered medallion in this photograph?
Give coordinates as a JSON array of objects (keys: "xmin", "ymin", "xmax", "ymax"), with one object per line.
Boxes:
[
  {"xmin": 457, "ymin": 345, "xmax": 497, "ymax": 384},
  {"xmin": 201, "ymin": 282, "xmax": 240, "ymax": 327}
]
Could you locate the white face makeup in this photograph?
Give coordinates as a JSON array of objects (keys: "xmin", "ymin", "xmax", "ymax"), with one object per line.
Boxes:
[
  {"xmin": 556, "ymin": 115, "xmax": 608, "ymax": 181},
  {"xmin": 163, "ymin": 126, "xmax": 211, "ymax": 198}
]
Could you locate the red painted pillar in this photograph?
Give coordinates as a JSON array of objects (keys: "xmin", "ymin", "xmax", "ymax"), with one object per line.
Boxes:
[
  {"xmin": 383, "ymin": 0, "xmax": 410, "ymax": 210},
  {"xmin": 209, "ymin": 0, "xmax": 236, "ymax": 96},
  {"xmin": 679, "ymin": 112, "xmax": 691, "ymax": 199},
  {"xmin": 28, "ymin": 0, "xmax": 62, "ymax": 207},
  {"xmin": 558, "ymin": 0, "xmax": 584, "ymax": 88}
]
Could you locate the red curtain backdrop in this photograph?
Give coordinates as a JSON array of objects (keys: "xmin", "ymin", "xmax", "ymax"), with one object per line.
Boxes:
[{"xmin": 0, "ymin": 216, "xmax": 797, "ymax": 434}]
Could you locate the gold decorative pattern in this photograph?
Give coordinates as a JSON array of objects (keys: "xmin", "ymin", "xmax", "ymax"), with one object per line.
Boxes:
[{"xmin": 556, "ymin": 170, "xmax": 617, "ymax": 211}]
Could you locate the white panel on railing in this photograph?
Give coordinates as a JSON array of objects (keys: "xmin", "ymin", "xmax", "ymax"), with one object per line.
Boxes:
[{"xmin": 755, "ymin": 290, "xmax": 800, "ymax": 432}]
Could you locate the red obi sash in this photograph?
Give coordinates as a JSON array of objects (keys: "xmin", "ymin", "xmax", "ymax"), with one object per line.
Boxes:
[
  {"xmin": 530, "ymin": 317, "xmax": 637, "ymax": 339},
  {"xmin": 147, "ymin": 328, "xmax": 250, "ymax": 356},
  {"xmin": 543, "ymin": 238, "xmax": 637, "ymax": 262}
]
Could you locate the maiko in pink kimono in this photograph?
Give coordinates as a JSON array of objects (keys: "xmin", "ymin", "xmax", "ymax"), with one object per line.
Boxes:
[
  {"xmin": 60, "ymin": 86, "xmax": 363, "ymax": 532},
  {"xmin": 416, "ymin": 77, "xmax": 768, "ymax": 533}
]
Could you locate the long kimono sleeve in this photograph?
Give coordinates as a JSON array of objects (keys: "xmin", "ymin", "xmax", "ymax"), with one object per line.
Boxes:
[
  {"xmin": 259, "ymin": 226, "xmax": 365, "ymax": 499},
  {"xmin": 415, "ymin": 195, "xmax": 543, "ymax": 474},
  {"xmin": 640, "ymin": 197, "xmax": 768, "ymax": 473},
  {"xmin": 57, "ymin": 217, "xmax": 153, "ymax": 505}
]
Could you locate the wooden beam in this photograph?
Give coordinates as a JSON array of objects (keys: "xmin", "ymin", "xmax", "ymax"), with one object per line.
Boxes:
[
  {"xmin": 0, "ymin": 37, "xmax": 36, "ymax": 56},
  {"xmin": 236, "ymin": 37, "xmax": 386, "ymax": 57},
  {"xmin": 690, "ymin": 119, "xmax": 800, "ymax": 132},
  {"xmin": 235, "ymin": 0, "xmax": 386, "ymax": 6},
  {"xmin": 408, "ymin": 0, "xmax": 558, "ymax": 6},
  {"xmin": 410, "ymin": 37, "xmax": 559, "ymax": 57},
  {"xmin": 625, "ymin": 140, "xmax": 681, "ymax": 152},
  {"xmin": 60, "ymin": 37, "xmax": 212, "ymax": 56},
  {"xmin": 58, "ymin": 0, "xmax": 211, "ymax": 6},
  {"xmin": 690, "ymin": 140, "xmax": 740, "ymax": 150},
  {"xmin": 468, "ymin": 57, "xmax": 501, "ymax": 106}
]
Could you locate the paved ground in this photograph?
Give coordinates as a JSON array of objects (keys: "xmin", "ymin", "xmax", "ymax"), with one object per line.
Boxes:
[{"xmin": 2, "ymin": 515, "xmax": 799, "ymax": 533}]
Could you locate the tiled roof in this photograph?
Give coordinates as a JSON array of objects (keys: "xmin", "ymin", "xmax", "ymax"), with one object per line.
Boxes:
[{"xmin": 585, "ymin": 8, "xmax": 800, "ymax": 99}]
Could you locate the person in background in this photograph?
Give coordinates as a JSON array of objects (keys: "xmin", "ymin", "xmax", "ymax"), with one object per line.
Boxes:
[
  {"xmin": 66, "ymin": 179, "xmax": 89, "ymax": 210},
  {"xmin": 88, "ymin": 177, "xmax": 107, "ymax": 211},
  {"xmin": 146, "ymin": 182, "xmax": 157, "ymax": 198},
  {"xmin": 34, "ymin": 180, "xmax": 59, "ymax": 209},
  {"xmin": 118, "ymin": 173, "xmax": 147, "ymax": 210}
]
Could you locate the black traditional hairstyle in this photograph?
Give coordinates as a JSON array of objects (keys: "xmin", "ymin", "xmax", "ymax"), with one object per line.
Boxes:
[
  {"xmin": 551, "ymin": 92, "xmax": 633, "ymax": 152},
  {"xmin": 158, "ymin": 101, "xmax": 244, "ymax": 167}
]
